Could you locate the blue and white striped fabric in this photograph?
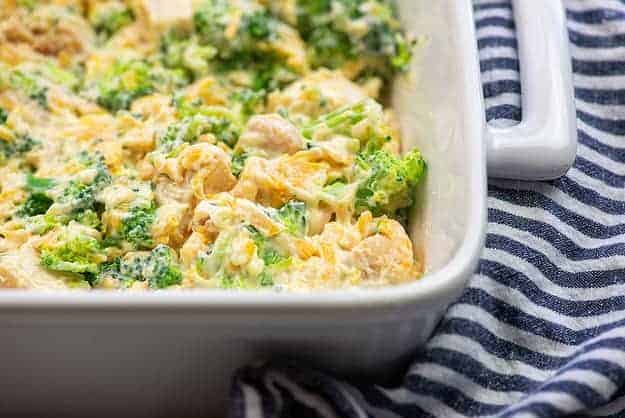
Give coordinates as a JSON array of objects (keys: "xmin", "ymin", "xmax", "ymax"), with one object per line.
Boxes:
[{"xmin": 230, "ymin": 1, "xmax": 625, "ymax": 417}]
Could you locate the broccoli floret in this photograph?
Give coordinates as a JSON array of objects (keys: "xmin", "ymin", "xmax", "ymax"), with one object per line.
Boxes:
[
  {"xmin": 23, "ymin": 213, "xmax": 58, "ymax": 235},
  {"xmin": 247, "ymin": 226, "xmax": 288, "ymax": 266},
  {"xmin": 74, "ymin": 210, "xmax": 101, "ymax": 229},
  {"xmin": 160, "ymin": 30, "xmax": 217, "ymax": 79},
  {"xmin": 99, "ymin": 253, "xmax": 145, "ymax": 284},
  {"xmin": 301, "ymin": 99, "xmax": 391, "ymax": 150},
  {"xmin": 158, "ymin": 114, "xmax": 212, "ymax": 154},
  {"xmin": 150, "ymin": 66, "xmax": 191, "ymax": 93},
  {"xmin": 91, "ymin": 3, "xmax": 134, "ymax": 38},
  {"xmin": 61, "ymin": 182, "xmax": 96, "ymax": 212},
  {"xmin": 194, "ymin": 2, "xmax": 278, "ymax": 53},
  {"xmin": 118, "ymin": 203, "xmax": 156, "ymax": 249},
  {"xmin": 160, "ymin": 30, "xmax": 188, "ymax": 68},
  {"xmin": 18, "ymin": 193, "xmax": 53, "ymax": 217},
  {"xmin": 9, "ymin": 71, "xmax": 48, "ymax": 108},
  {"xmin": 193, "ymin": 1, "xmax": 293, "ymax": 91},
  {"xmin": 355, "ymin": 148, "xmax": 426, "ymax": 218},
  {"xmin": 362, "ymin": 22, "xmax": 414, "ymax": 71},
  {"xmin": 250, "ymin": 59, "xmax": 297, "ymax": 92},
  {"xmin": 248, "ymin": 227, "xmax": 291, "ymax": 288},
  {"xmin": 55, "ymin": 153, "xmax": 111, "ymax": 220},
  {"xmin": 169, "ymin": 104, "xmax": 242, "ymax": 148},
  {"xmin": 37, "ymin": 62, "xmax": 82, "ymax": 92},
  {"xmin": 17, "ymin": 175, "xmax": 54, "ymax": 217},
  {"xmin": 258, "ymin": 270, "xmax": 274, "ymax": 287},
  {"xmin": 40, "ymin": 233, "xmax": 106, "ymax": 275},
  {"xmin": 95, "ymin": 245, "xmax": 182, "ymax": 288},
  {"xmin": 0, "ymin": 107, "xmax": 7, "ymax": 124},
  {"xmin": 0, "ymin": 135, "xmax": 39, "ymax": 163},
  {"xmin": 230, "ymin": 151, "xmax": 248, "ymax": 177},
  {"xmin": 97, "ymin": 257, "xmax": 125, "ymax": 282},
  {"xmin": 193, "ymin": 0, "xmax": 230, "ymax": 49},
  {"xmin": 295, "ymin": 0, "xmax": 413, "ymax": 77},
  {"xmin": 273, "ymin": 201, "xmax": 307, "ymax": 236},
  {"xmin": 143, "ymin": 245, "xmax": 183, "ymax": 288},
  {"xmin": 95, "ymin": 60, "xmax": 155, "ymax": 112},
  {"xmin": 29, "ymin": 161, "xmax": 108, "ymax": 229},
  {"xmin": 302, "ymin": 101, "xmax": 369, "ymax": 138},
  {"xmin": 231, "ymin": 89, "xmax": 266, "ymax": 116},
  {"xmin": 307, "ymin": 26, "xmax": 355, "ymax": 69},
  {"xmin": 240, "ymin": 10, "xmax": 275, "ymax": 40},
  {"xmin": 197, "ymin": 226, "xmax": 286, "ymax": 289}
]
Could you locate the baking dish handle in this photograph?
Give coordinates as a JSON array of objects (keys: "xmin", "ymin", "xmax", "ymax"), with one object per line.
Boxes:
[{"xmin": 485, "ymin": 0, "xmax": 577, "ymax": 180}]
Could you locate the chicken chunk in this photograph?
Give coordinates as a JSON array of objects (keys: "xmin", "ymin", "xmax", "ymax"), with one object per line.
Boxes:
[
  {"xmin": 236, "ymin": 114, "xmax": 305, "ymax": 158},
  {"xmin": 0, "ymin": 245, "xmax": 71, "ymax": 289},
  {"xmin": 349, "ymin": 217, "xmax": 418, "ymax": 285},
  {"xmin": 151, "ymin": 143, "xmax": 237, "ymax": 195}
]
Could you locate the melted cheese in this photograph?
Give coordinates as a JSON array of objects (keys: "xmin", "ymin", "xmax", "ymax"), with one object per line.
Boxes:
[{"xmin": 0, "ymin": 0, "xmax": 422, "ymax": 292}]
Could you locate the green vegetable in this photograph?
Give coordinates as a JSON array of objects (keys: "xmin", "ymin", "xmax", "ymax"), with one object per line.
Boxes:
[
  {"xmin": 96, "ymin": 245, "xmax": 182, "ymax": 288},
  {"xmin": 193, "ymin": 0, "xmax": 230, "ymax": 49},
  {"xmin": 143, "ymin": 245, "xmax": 183, "ymax": 288},
  {"xmin": 323, "ymin": 180, "xmax": 348, "ymax": 199},
  {"xmin": 37, "ymin": 62, "xmax": 82, "ymax": 92},
  {"xmin": 355, "ymin": 148, "xmax": 426, "ymax": 219},
  {"xmin": 0, "ymin": 107, "xmax": 7, "ymax": 124},
  {"xmin": 249, "ymin": 59, "xmax": 297, "ymax": 92},
  {"xmin": 160, "ymin": 30, "xmax": 217, "ymax": 79},
  {"xmin": 0, "ymin": 135, "xmax": 39, "ymax": 163},
  {"xmin": 230, "ymin": 152, "xmax": 248, "ymax": 177},
  {"xmin": 97, "ymin": 257, "xmax": 125, "ymax": 281},
  {"xmin": 258, "ymin": 270, "xmax": 274, "ymax": 287},
  {"xmin": 240, "ymin": 10, "xmax": 275, "ymax": 40},
  {"xmin": 95, "ymin": 60, "xmax": 155, "ymax": 112},
  {"xmin": 295, "ymin": 0, "xmax": 413, "ymax": 77},
  {"xmin": 192, "ymin": 1, "xmax": 294, "ymax": 92},
  {"xmin": 169, "ymin": 104, "xmax": 242, "ymax": 148},
  {"xmin": 118, "ymin": 203, "xmax": 156, "ymax": 249},
  {"xmin": 16, "ymin": 0, "xmax": 38, "ymax": 10},
  {"xmin": 18, "ymin": 157, "xmax": 109, "ymax": 227},
  {"xmin": 22, "ymin": 213, "xmax": 57, "ymax": 235},
  {"xmin": 307, "ymin": 26, "xmax": 354, "ymax": 69},
  {"xmin": 102, "ymin": 254, "xmax": 145, "ymax": 283},
  {"xmin": 40, "ymin": 233, "xmax": 106, "ymax": 275},
  {"xmin": 197, "ymin": 226, "xmax": 286, "ymax": 289},
  {"xmin": 91, "ymin": 4, "xmax": 134, "ymax": 38},
  {"xmin": 302, "ymin": 99, "xmax": 391, "ymax": 150},
  {"xmin": 74, "ymin": 210, "xmax": 101, "ymax": 229},
  {"xmin": 18, "ymin": 174, "xmax": 56, "ymax": 218},
  {"xmin": 159, "ymin": 114, "xmax": 212, "ymax": 153},
  {"xmin": 18, "ymin": 193, "xmax": 53, "ymax": 217},
  {"xmin": 231, "ymin": 89, "xmax": 266, "ymax": 116},
  {"xmin": 9, "ymin": 71, "xmax": 48, "ymax": 108},
  {"xmin": 25, "ymin": 174, "xmax": 55, "ymax": 193},
  {"xmin": 194, "ymin": 2, "xmax": 278, "ymax": 56},
  {"xmin": 150, "ymin": 66, "xmax": 190, "ymax": 93},
  {"xmin": 274, "ymin": 201, "xmax": 307, "ymax": 236},
  {"xmin": 247, "ymin": 226, "xmax": 288, "ymax": 266},
  {"xmin": 57, "ymin": 153, "xmax": 111, "ymax": 218}
]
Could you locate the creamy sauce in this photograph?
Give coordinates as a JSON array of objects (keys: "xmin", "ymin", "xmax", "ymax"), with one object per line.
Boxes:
[{"xmin": 0, "ymin": 0, "xmax": 424, "ymax": 291}]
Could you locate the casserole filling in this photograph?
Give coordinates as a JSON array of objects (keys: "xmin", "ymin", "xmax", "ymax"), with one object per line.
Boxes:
[{"xmin": 0, "ymin": 0, "xmax": 425, "ymax": 291}]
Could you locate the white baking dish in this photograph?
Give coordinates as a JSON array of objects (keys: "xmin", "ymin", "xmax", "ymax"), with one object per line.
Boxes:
[{"xmin": 0, "ymin": 1, "xmax": 575, "ymax": 416}]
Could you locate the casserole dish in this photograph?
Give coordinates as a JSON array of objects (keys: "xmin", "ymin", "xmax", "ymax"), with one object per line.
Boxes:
[{"xmin": 0, "ymin": 1, "xmax": 576, "ymax": 416}]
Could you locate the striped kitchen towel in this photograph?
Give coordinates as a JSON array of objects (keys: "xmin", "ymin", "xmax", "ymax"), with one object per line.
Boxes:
[{"xmin": 230, "ymin": 1, "xmax": 625, "ymax": 417}]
